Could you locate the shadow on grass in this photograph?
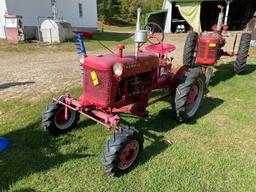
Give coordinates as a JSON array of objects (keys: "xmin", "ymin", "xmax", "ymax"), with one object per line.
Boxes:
[
  {"xmin": 121, "ymin": 94, "xmax": 224, "ymax": 168},
  {"xmin": 0, "ymin": 120, "xmax": 93, "ymax": 191},
  {"xmin": 92, "ymin": 32, "xmax": 133, "ymax": 42},
  {"xmin": 0, "ymin": 81, "xmax": 35, "ymax": 90},
  {"xmin": 210, "ymin": 63, "xmax": 256, "ymax": 87},
  {"xmin": 189, "ymin": 96, "xmax": 224, "ymax": 124},
  {"xmin": 12, "ymin": 188, "xmax": 36, "ymax": 192}
]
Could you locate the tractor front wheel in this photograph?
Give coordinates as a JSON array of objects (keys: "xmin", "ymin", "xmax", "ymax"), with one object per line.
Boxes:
[
  {"xmin": 173, "ymin": 67, "xmax": 205, "ymax": 123},
  {"xmin": 183, "ymin": 31, "xmax": 198, "ymax": 67},
  {"xmin": 42, "ymin": 101, "xmax": 80, "ymax": 136},
  {"xmin": 102, "ymin": 127, "xmax": 143, "ymax": 176},
  {"xmin": 234, "ymin": 33, "xmax": 251, "ymax": 74}
]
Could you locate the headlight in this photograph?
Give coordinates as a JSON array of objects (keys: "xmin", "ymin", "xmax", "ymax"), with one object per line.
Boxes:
[
  {"xmin": 113, "ymin": 63, "xmax": 123, "ymax": 76},
  {"xmin": 79, "ymin": 55, "xmax": 85, "ymax": 65}
]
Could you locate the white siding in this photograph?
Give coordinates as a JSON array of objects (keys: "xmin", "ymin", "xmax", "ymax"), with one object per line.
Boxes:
[
  {"xmin": 0, "ymin": 0, "xmax": 7, "ymax": 38},
  {"xmin": 0, "ymin": 0, "xmax": 97, "ymax": 39},
  {"xmin": 6, "ymin": 0, "xmax": 52, "ymax": 26},
  {"xmin": 56, "ymin": 0, "xmax": 97, "ymax": 29}
]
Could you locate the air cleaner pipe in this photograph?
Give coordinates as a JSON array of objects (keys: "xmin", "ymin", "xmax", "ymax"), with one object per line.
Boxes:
[
  {"xmin": 217, "ymin": 5, "xmax": 224, "ymax": 32},
  {"xmin": 135, "ymin": 8, "xmax": 142, "ymax": 59}
]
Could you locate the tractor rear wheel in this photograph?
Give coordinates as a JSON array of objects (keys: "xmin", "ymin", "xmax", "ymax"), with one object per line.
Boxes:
[
  {"xmin": 42, "ymin": 101, "xmax": 80, "ymax": 136},
  {"xmin": 234, "ymin": 33, "xmax": 251, "ymax": 74},
  {"xmin": 183, "ymin": 32, "xmax": 198, "ymax": 67},
  {"xmin": 173, "ymin": 67, "xmax": 205, "ymax": 123},
  {"xmin": 102, "ymin": 127, "xmax": 143, "ymax": 176}
]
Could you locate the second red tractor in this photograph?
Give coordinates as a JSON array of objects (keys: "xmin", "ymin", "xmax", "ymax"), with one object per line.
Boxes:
[{"xmin": 183, "ymin": 5, "xmax": 251, "ymax": 86}]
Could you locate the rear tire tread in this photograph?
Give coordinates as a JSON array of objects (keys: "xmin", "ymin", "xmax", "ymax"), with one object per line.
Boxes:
[
  {"xmin": 183, "ymin": 32, "xmax": 198, "ymax": 66},
  {"xmin": 234, "ymin": 33, "xmax": 251, "ymax": 74},
  {"xmin": 173, "ymin": 68, "xmax": 205, "ymax": 123}
]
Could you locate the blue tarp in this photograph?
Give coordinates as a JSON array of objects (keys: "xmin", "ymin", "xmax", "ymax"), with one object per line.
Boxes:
[{"xmin": 0, "ymin": 137, "xmax": 10, "ymax": 152}]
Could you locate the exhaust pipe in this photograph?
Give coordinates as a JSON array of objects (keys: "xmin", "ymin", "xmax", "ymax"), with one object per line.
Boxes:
[{"xmin": 217, "ymin": 5, "xmax": 224, "ymax": 32}]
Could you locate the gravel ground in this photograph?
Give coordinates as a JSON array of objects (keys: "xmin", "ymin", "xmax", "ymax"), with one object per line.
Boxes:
[{"xmin": 0, "ymin": 32, "xmax": 242, "ymax": 101}]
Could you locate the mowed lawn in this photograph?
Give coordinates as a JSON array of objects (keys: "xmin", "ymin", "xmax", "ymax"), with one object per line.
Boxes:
[{"xmin": 0, "ymin": 46, "xmax": 256, "ymax": 191}]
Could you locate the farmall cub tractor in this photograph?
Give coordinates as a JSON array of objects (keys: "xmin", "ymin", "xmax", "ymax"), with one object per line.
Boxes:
[
  {"xmin": 42, "ymin": 9, "xmax": 206, "ymax": 176},
  {"xmin": 183, "ymin": 5, "xmax": 251, "ymax": 86}
]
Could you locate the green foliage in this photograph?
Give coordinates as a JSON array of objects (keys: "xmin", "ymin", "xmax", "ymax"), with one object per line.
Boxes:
[{"xmin": 97, "ymin": 0, "xmax": 163, "ymax": 24}]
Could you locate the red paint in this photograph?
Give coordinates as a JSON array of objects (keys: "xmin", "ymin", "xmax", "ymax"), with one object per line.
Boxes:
[
  {"xmin": 73, "ymin": 30, "xmax": 93, "ymax": 39},
  {"xmin": 117, "ymin": 140, "xmax": 139, "ymax": 170},
  {"xmin": 145, "ymin": 43, "xmax": 176, "ymax": 55},
  {"xmin": 4, "ymin": 15, "xmax": 23, "ymax": 44},
  {"xmin": 196, "ymin": 34, "xmax": 219, "ymax": 65},
  {"xmin": 195, "ymin": 6, "xmax": 239, "ymax": 69},
  {"xmin": 55, "ymin": 107, "xmax": 70, "ymax": 125},
  {"xmin": 52, "ymin": 33, "xmax": 189, "ymax": 131},
  {"xmin": 117, "ymin": 44, "xmax": 125, "ymax": 58},
  {"xmin": 186, "ymin": 84, "xmax": 199, "ymax": 110}
]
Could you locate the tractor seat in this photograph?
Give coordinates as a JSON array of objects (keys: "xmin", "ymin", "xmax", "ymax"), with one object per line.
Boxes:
[{"xmin": 145, "ymin": 43, "xmax": 176, "ymax": 54}]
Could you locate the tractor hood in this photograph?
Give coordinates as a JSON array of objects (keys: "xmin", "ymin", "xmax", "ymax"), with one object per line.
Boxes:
[{"xmin": 84, "ymin": 52, "xmax": 159, "ymax": 72}]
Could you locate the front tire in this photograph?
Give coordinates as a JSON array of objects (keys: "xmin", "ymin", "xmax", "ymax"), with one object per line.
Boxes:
[
  {"xmin": 102, "ymin": 127, "xmax": 144, "ymax": 176},
  {"xmin": 183, "ymin": 32, "xmax": 198, "ymax": 67},
  {"xmin": 42, "ymin": 101, "xmax": 80, "ymax": 136},
  {"xmin": 173, "ymin": 67, "xmax": 205, "ymax": 123},
  {"xmin": 234, "ymin": 33, "xmax": 251, "ymax": 74}
]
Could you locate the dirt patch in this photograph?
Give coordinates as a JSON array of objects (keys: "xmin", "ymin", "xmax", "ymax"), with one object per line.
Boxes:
[
  {"xmin": 0, "ymin": 32, "xmax": 242, "ymax": 101},
  {"xmin": 0, "ymin": 51, "xmax": 81, "ymax": 101}
]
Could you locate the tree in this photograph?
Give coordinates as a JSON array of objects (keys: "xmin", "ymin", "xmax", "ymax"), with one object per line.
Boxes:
[{"xmin": 97, "ymin": 0, "xmax": 163, "ymax": 24}]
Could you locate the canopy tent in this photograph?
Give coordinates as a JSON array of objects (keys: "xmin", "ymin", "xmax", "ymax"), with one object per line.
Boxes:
[
  {"xmin": 176, "ymin": 2, "xmax": 202, "ymax": 33},
  {"xmin": 172, "ymin": 0, "xmax": 232, "ymax": 29},
  {"xmin": 146, "ymin": 0, "xmax": 254, "ymax": 33}
]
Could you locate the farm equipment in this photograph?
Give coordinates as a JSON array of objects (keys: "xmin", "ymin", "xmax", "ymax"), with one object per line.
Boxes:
[
  {"xmin": 42, "ymin": 8, "xmax": 206, "ymax": 176},
  {"xmin": 183, "ymin": 5, "xmax": 251, "ymax": 86}
]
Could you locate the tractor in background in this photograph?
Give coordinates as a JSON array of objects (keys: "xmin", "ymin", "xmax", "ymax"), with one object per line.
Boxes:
[
  {"xmin": 42, "ymin": 9, "xmax": 206, "ymax": 176},
  {"xmin": 183, "ymin": 5, "xmax": 251, "ymax": 86}
]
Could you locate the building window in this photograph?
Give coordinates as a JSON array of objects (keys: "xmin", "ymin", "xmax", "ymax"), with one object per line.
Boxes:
[{"xmin": 79, "ymin": 3, "xmax": 83, "ymax": 18}]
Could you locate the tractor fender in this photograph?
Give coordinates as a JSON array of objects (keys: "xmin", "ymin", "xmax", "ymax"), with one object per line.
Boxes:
[{"xmin": 169, "ymin": 65, "xmax": 189, "ymax": 86}]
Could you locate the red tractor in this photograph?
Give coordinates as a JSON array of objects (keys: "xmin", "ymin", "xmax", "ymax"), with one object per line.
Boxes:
[
  {"xmin": 183, "ymin": 5, "xmax": 251, "ymax": 86},
  {"xmin": 42, "ymin": 9, "xmax": 206, "ymax": 176}
]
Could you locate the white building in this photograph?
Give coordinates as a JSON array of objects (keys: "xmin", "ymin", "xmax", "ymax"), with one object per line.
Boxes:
[{"xmin": 0, "ymin": 0, "xmax": 98, "ymax": 39}]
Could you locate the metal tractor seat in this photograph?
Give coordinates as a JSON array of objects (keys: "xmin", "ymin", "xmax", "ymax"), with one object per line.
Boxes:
[{"xmin": 145, "ymin": 43, "xmax": 176, "ymax": 55}]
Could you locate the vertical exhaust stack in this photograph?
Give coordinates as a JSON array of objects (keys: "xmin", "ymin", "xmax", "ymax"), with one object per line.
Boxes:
[
  {"xmin": 134, "ymin": 8, "xmax": 148, "ymax": 59},
  {"xmin": 136, "ymin": 8, "xmax": 141, "ymax": 31},
  {"xmin": 217, "ymin": 5, "xmax": 224, "ymax": 32}
]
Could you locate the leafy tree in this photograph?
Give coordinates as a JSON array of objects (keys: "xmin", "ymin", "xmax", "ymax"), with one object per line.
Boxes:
[{"xmin": 97, "ymin": 0, "xmax": 162, "ymax": 24}]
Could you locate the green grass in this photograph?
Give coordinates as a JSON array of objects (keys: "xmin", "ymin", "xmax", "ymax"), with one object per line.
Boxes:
[
  {"xmin": 1, "ymin": 49, "xmax": 256, "ymax": 191},
  {"xmin": 101, "ymin": 24, "xmax": 136, "ymax": 32},
  {"xmin": 0, "ymin": 30, "xmax": 135, "ymax": 53}
]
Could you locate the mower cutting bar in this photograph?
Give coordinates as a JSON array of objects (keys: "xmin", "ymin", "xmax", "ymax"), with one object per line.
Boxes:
[{"xmin": 53, "ymin": 98, "xmax": 112, "ymax": 129}]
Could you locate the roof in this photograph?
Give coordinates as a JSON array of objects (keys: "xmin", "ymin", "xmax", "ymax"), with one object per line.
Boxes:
[
  {"xmin": 144, "ymin": 9, "xmax": 168, "ymax": 26},
  {"xmin": 170, "ymin": 0, "xmax": 225, "ymax": 2}
]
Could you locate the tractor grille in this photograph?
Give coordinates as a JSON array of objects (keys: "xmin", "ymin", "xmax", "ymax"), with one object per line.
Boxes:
[
  {"xmin": 84, "ymin": 67, "xmax": 112, "ymax": 106},
  {"xmin": 197, "ymin": 42, "xmax": 216, "ymax": 59}
]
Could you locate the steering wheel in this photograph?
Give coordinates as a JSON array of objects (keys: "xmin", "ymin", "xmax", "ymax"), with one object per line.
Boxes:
[{"xmin": 144, "ymin": 22, "xmax": 164, "ymax": 45}]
